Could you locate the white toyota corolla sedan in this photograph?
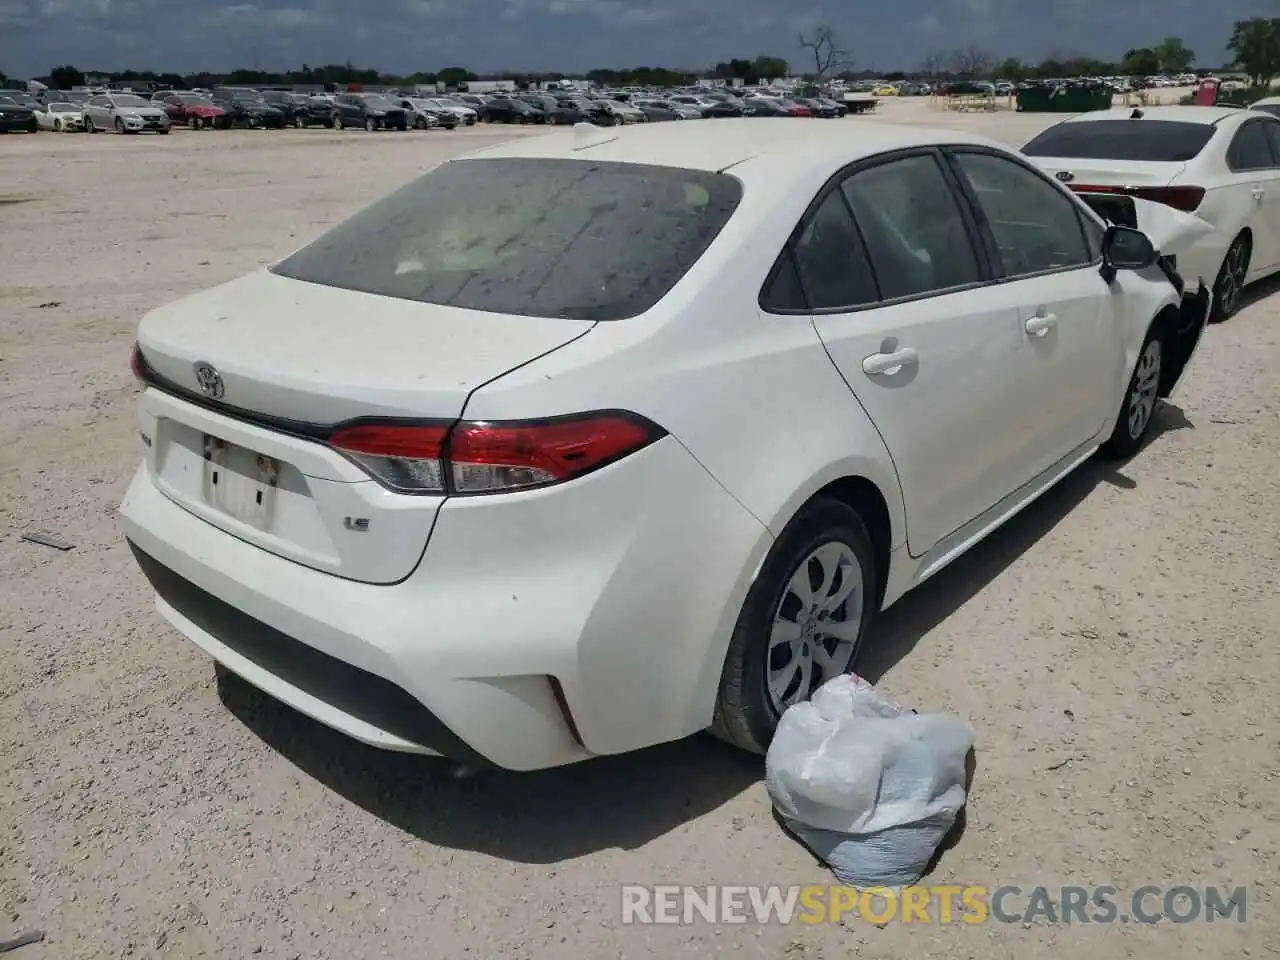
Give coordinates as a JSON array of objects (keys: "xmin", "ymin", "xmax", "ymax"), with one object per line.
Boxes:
[
  {"xmin": 1022, "ymin": 105, "xmax": 1280, "ymax": 322},
  {"xmin": 121, "ymin": 119, "xmax": 1210, "ymax": 771}
]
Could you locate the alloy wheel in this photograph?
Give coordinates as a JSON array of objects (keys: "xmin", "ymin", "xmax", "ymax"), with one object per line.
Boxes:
[
  {"xmin": 1127, "ymin": 340, "xmax": 1162, "ymax": 440},
  {"xmin": 766, "ymin": 541, "xmax": 864, "ymax": 713},
  {"xmin": 1217, "ymin": 239, "xmax": 1248, "ymax": 316}
]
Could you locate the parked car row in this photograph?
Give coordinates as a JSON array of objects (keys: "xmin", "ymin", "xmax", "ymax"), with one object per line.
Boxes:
[
  {"xmin": 0, "ymin": 87, "xmax": 479, "ymax": 134},
  {"xmin": 466, "ymin": 89, "xmax": 852, "ymax": 125}
]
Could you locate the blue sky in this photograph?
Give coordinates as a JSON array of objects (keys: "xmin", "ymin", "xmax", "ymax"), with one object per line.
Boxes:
[{"xmin": 0, "ymin": 0, "xmax": 1274, "ymax": 78}]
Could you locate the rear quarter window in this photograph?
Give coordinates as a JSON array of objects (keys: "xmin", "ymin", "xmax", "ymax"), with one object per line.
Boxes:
[
  {"xmin": 270, "ymin": 158, "xmax": 743, "ymax": 321},
  {"xmin": 1022, "ymin": 120, "xmax": 1216, "ymax": 162}
]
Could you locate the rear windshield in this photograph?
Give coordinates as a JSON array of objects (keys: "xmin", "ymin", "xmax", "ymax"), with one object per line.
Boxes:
[
  {"xmin": 1022, "ymin": 120, "xmax": 1215, "ymax": 161},
  {"xmin": 270, "ymin": 157, "xmax": 743, "ymax": 321}
]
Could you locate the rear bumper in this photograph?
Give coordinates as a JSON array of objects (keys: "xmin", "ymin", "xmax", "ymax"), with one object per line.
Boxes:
[{"xmin": 120, "ymin": 435, "xmax": 770, "ymax": 770}]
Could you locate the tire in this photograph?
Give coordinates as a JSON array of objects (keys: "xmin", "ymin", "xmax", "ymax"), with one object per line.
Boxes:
[
  {"xmin": 365, "ymin": 117, "xmax": 376, "ymax": 132},
  {"xmin": 1210, "ymin": 232, "xmax": 1250, "ymax": 323},
  {"xmin": 1099, "ymin": 324, "xmax": 1165, "ymax": 459},
  {"xmin": 189, "ymin": 116, "xmax": 202, "ymax": 130},
  {"xmin": 114, "ymin": 117, "xmax": 124, "ymax": 134},
  {"xmin": 54, "ymin": 120, "xmax": 63, "ymax": 132},
  {"xmin": 333, "ymin": 114, "xmax": 344, "ymax": 131},
  {"xmin": 159, "ymin": 126, "xmax": 170, "ymax": 134},
  {"xmin": 294, "ymin": 116, "xmax": 306, "ymax": 129},
  {"xmin": 85, "ymin": 116, "xmax": 95, "ymax": 133},
  {"xmin": 711, "ymin": 498, "xmax": 878, "ymax": 754},
  {"xmin": 414, "ymin": 116, "xmax": 427, "ymax": 130}
]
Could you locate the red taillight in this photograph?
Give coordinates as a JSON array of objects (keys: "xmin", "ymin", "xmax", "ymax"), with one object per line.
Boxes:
[
  {"xmin": 327, "ymin": 412, "xmax": 663, "ymax": 496},
  {"xmin": 130, "ymin": 342, "xmax": 146, "ymax": 381},
  {"xmin": 1070, "ymin": 183, "xmax": 1206, "ymax": 213},
  {"xmin": 328, "ymin": 423, "xmax": 448, "ymax": 494}
]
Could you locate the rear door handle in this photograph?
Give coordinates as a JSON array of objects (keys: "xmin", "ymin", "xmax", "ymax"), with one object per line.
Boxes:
[
  {"xmin": 1025, "ymin": 313, "xmax": 1058, "ymax": 336},
  {"xmin": 1253, "ymin": 186, "xmax": 1266, "ymax": 199},
  {"xmin": 862, "ymin": 347, "xmax": 919, "ymax": 375}
]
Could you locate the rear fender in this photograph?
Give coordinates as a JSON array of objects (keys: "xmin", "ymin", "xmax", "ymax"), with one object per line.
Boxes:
[{"xmin": 1129, "ymin": 197, "xmax": 1214, "ymax": 258}]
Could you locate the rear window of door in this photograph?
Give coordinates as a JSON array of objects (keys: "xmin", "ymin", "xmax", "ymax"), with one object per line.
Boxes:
[
  {"xmin": 949, "ymin": 151, "xmax": 1096, "ymax": 277},
  {"xmin": 1022, "ymin": 119, "xmax": 1215, "ymax": 161},
  {"xmin": 271, "ymin": 157, "xmax": 743, "ymax": 321},
  {"xmin": 1227, "ymin": 119, "xmax": 1277, "ymax": 171},
  {"xmin": 1262, "ymin": 118, "xmax": 1280, "ymax": 164},
  {"xmin": 839, "ymin": 153, "xmax": 983, "ymax": 300},
  {"xmin": 761, "ymin": 189, "xmax": 879, "ymax": 311}
]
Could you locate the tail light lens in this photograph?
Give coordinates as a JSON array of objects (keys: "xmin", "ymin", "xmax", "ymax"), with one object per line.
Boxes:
[
  {"xmin": 327, "ymin": 412, "xmax": 664, "ymax": 496},
  {"xmin": 1070, "ymin": 184, "xmax": 1206, "ymax": 213},
  {"xmin": 328, "ymin": 423, "xmax": 448, "ymax": 494},
  {"xmin": 130, "ymin": 342, "xmax": 146, "ymax": 381}
]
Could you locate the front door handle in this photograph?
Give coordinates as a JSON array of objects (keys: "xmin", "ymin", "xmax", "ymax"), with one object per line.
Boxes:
[
  {"xmin": 1253, "ymin": 186, "xmax": 1266, "ymax": 200},
  {"xmin": 1026, "ymin": 313, "xmax": 1059, "ymax": 336},
  {"xmin": 862, "ymin": 347, "xmax": 919, "ymax": 375}
]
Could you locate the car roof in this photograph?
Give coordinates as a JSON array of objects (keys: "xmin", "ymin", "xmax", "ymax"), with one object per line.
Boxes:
[
  {"xmin": 1058, "ymin": 105, "xmax": 1244, "ymax": 126},
  {"xmin": 1251, "ymin": 96, "xmax": 1280, "ymax": 107},
  {"xmin": 461, "ymin": 117, "xmax": 1007, "ymax": 174}
]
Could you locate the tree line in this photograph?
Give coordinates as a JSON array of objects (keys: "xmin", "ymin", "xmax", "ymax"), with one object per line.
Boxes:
[
  {"xmin": 1226, "ymin": 18, "xmax": 1280, "ymax": 88},
  {"xmin": 12, "ymin": 30, "xmax": 1221, "ymax": 93}
]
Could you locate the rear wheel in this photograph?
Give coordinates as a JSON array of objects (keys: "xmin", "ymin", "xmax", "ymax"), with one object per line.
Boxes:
[
  {"xmin": 414, "ymin": 116, "xmax": 427, "ymax": 130},
  {"xmin": 1210, "ymin": 232, "xmax": 1250, "ymax": 322},
  {"xmin": 365, "ymin": 116, "xmax": 377, "ymax": 132},
  {"xmin": 294, "ymin": 116, "xmax": 306, "ymax": 129},
  {"xmin": 711, "ymin": 498, "xmax": 877, "ymax": 754},
  {"xmin": 333, "ymin": 114, "xmax": 344, "ymax": 131},
  {"xmin": 1100, "ymin": 326, "xmax": 1164, "ymax": 459},
  {"xmin": 189, "ymin": 116, "xmax": 202, "ymax": 130}
]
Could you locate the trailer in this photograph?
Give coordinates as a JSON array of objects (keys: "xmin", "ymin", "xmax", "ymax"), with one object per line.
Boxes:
[{"xmin": 839, "ymin": 93, "xmax": 878, "ymax": 114}]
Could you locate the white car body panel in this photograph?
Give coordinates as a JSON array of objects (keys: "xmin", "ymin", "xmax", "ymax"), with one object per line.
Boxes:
[{"xmin": 120, "ymin": 119, "xmax": 1202, "ymax": 769}]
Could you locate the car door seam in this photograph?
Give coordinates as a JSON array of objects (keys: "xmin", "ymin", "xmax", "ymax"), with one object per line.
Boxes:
[{"xmin": 809, "ymin": 317, "xmax": 913, "ymax": 555}]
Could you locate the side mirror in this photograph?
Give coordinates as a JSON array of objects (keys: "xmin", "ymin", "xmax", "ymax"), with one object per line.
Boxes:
[{"xmin": 1102, "ymin": 225, "xmax": 1158, "ymax": 273}]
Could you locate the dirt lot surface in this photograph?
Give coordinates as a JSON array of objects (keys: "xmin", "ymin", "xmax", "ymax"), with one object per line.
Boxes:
[{"xmin": 2, "ymin": 99, "xmax": 1277, "ymax": 959}]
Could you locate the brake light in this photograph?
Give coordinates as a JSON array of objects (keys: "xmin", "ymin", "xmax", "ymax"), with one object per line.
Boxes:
[
  {"xmin": 130, "ymin": 342, "xmax": 146, "ymax": 381},
  {"xmin": 328, "ymin": 423, "xmax": 448, "ymax": 494},
  {"xmin": 1069, "ymin": 184, "xmax": 1205, "ymax": 213},
  {"xmin": 327, "ymin": 412, "xmax": 664, "ymax": 496}
]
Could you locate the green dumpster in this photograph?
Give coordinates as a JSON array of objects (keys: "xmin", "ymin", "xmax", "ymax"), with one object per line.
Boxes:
[{"xmin": 1017, "ymin": 85, "xmax": 1112, "ymax": 113}]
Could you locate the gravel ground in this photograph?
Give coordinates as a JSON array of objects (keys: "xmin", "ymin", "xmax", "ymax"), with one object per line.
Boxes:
[{"xmin": 2, "ymin": 100, "xmax": 1277, "ymax": 959}]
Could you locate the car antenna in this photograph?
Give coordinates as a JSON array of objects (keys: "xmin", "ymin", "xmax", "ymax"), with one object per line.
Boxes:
[
  {"xmin": 573, "ymin": 121, "xmax": 619, "ymax": 151},
  {"xmin": 1130, "ymin": 108, "xmax": 1144, "ymax": 119}
]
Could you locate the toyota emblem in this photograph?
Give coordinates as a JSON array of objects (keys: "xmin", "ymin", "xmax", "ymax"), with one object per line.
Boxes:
[
  {"xmin": 193, "ymin": 361, "xmax": 225, "ymax": 399},
  {"xmin": 1055, "ymin": 170, "xmax": 1075, "ymax": 182}
]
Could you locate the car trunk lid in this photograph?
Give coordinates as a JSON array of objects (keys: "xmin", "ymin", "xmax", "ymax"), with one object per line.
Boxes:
[
  {"xmin": 135, "ymin": 269, "xmax": 593, "ymax": 584},
  {"xmin": 1026, "ymin": 157, "xmax": 1188, "ymax": 189}
]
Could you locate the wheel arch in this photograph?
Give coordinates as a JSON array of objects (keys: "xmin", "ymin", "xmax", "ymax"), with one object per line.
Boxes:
[
  {"xmin": 801, "ymin": 476, "xmax": 893, "ymax": 611},
  {"xmin": 686, "ymin": 467, "xmax": 902, "ymax": 737}
]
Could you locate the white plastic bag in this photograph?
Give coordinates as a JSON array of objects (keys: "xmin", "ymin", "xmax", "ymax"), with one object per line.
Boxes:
[{"xmin": 765, "ymin": 674, "xmax": 975, "ymax": 889}]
